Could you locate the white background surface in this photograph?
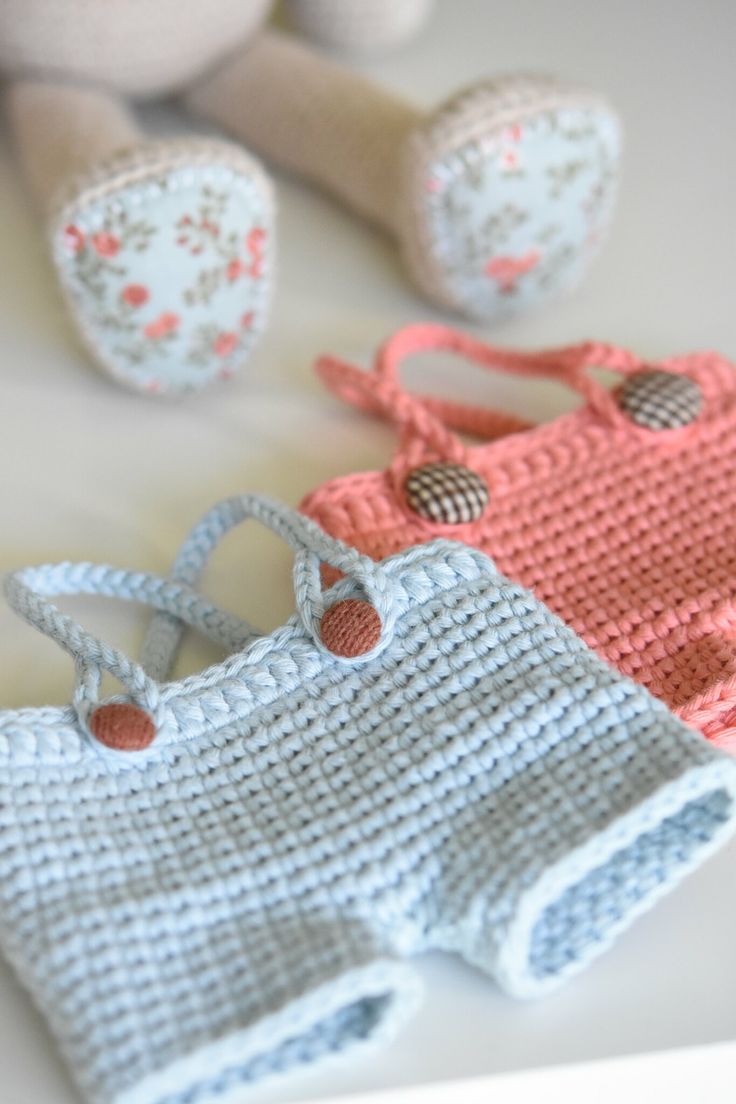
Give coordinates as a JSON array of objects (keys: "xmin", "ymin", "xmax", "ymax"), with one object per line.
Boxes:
[{"xmin": 1, "ymin": 1, "xmax": 735, "ymax": 1101}]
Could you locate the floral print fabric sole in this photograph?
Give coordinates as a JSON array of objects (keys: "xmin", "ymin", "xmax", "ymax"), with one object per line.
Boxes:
[
  {"xmin": 423, "ymin": 106, "xmax": 620, "ymax": 318},
  {"xmin": 53, "ymin": 163, "xmax": 272, "ymax": 394}
]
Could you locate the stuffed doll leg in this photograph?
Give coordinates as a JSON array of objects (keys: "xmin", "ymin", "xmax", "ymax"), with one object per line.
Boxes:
[
  {"xmin": 5, "ymin": 79, "xmax": 274, "ymax": 394},
  {"xmin": 186, "ymin": 30, "xmax": 620, "ymax": 321},
  {"xmin": 282, "ymin": 0, "xmax": 434, "ymax": 53}
]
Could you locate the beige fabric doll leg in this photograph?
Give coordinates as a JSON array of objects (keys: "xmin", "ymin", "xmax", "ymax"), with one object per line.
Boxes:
[
  {"xmin": 187, "ymin": 32, "xmax": 420, "ymax": 235},
  {"xmin": 6, "ymin": 80, "xmax": 141, "ymax": 215},
  {"xmin": 282, "ymin": 0, "xmax": 434, "ymax": 54},
  {"xmin": 187, "ymin": 30, "xmax": 622, "ymax": 321},
  {"xmin": 5, "ymin": 79, "xmax": 274, "ymax": 395}
]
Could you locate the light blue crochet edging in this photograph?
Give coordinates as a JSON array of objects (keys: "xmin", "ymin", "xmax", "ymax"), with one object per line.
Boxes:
[
  {"xmin": 114, "ymin": 959, "xmax": 422, "ymax": 1104},
  {"xmin": 2, "ymin": 494, "xmax": 736, "ymax": 1104},
  {"xmin": 490, "ymin": 759, "xmax": 735, "ymax": 996}
]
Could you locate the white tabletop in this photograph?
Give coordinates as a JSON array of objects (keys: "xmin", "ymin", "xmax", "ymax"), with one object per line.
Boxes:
[{"xmin": 1, "ymin": 1, "xmax": 735, "ymax": 1101}]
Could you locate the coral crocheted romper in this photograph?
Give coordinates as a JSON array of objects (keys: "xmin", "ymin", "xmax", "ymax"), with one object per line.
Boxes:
[{"xmin": 301, "ymin": 324, "xmax": 736, "ymax": 750}]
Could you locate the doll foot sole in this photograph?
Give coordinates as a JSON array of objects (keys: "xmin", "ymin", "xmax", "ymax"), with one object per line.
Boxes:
[
  {"xmin": 50, "ymin": 139, "xmax": 274, "ymax": 394},
  {"xmin": 401, "ymin": 76, "xmax": 621, "ymax": 320}
]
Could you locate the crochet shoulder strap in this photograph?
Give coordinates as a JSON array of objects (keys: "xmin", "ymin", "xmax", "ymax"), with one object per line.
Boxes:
[
  {"xmin": 316, "ymin": 322, "xmax": 644, "ymax": 458},
  {"xmin": 139, "ymin": 494, "xmax": 400, "ymax": 683},
  {"xmin": 4, "ymin": 496, "xmax": 399, "ymax": 741},
  {"xmin": 5, "ymin": 562, "xmax": 256, "ymax": 727}
]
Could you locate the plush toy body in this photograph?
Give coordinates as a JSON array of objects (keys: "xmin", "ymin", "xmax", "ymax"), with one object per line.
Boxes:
[{"xmin": 1, "ymin": 0, "xmax": 620, "ymax": 394}]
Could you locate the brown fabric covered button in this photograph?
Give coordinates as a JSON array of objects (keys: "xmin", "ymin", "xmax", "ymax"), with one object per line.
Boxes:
[
  {"xmin": 89, "ymin": 703, "xmax": 156, "ymax": 751},
  {"xmin": 320, "ymin": 599, "xmax": 382, "ymax": 658},
  {"xmin": 618, "ymin": 370, "xmax": 703, "ymax": 430},
  {"xmin": 404, "ymin": 462, "xmax": 489, "ymax": 524}
]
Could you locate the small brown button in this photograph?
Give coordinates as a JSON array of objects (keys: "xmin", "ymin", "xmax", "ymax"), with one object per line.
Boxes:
[
  {"xmin": 405, "ymin": 462, "xmax": 489, "ymax": 525},
  {"xmin": 320, "ymin": 599, "xmax": 382, "ymax": 658},
  {"xmin": 618, "ymin": 370, "xmax": 702, "ymax": 430},
  {"xmin": 89, "ymin": 703, "xmax": 156, "ymax": 752}
]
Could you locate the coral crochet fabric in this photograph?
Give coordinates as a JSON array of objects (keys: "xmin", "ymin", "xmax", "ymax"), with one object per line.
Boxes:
[
  {"xmin": 4, "ymin": 495, "xmax": 736, "ymax": 1104},
  {"xmin": 301, "ymin": 324, "xmax": 736, "ymax": 750}
]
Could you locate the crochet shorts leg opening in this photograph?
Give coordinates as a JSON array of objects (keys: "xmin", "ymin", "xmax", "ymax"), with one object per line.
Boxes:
[
  {"xmin": 528, "ymin": 788, "xmax": 733, "ymax": 981},
  {"xmin": 146, "ymin": 994, "xmax": 394, "ymax": 1104}
]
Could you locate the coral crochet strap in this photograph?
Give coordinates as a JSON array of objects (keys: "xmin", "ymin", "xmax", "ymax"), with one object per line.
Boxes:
[
  {"xmin": 304, "ymin": 324, "xmax": 736, "ymax": 750},
  {"xmin": 3, "ymin": 493, "xmax": 736, "ymax": 1104},
  {"xmin": 316, "ymin": 321, "xmax": 642, "ymax": 453}
]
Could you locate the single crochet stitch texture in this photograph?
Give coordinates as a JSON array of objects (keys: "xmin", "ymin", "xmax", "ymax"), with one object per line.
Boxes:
[
  {"xmin": 7, "ymin": 495, "xmax": 731, "ymax": 1103},
  {"xmin": 300, "ymin": 323, "xmax": 736, "ymax": 750}
]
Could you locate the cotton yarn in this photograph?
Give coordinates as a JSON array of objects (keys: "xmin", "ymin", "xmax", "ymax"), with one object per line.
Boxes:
[
  {"xmin": 4, "ymin": 494, "xmax": 720, "ymax": 1101},
  {"xmin": 303, "ymin": 323, "xmax": 736, "ymax": 749}
]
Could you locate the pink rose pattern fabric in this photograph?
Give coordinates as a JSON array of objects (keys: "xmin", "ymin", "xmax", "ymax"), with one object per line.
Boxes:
[
  {"xmin": 423, "ymin": 106, "xmax": 620, "ymax": 317},
  {"xmin": 54, "ymin": 165, "xmax": 271, "ymax": 394}
]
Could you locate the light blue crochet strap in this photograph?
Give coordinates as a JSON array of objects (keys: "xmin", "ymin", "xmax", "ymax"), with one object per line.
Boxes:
[
  {"xmin": 3, "ymin": 562, "xmax": 262, "ymax": 724},
  {"xmin": 141, "ymin": 493, "xmax": 398, "ymax": 682},
  {"xmin": 4, "ymin": 497, "xmax": 398, "ymax": 728}
]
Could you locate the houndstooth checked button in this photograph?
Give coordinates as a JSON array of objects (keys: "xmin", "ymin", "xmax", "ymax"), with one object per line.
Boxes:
[
  {"xmin": 404, "ymin": 462, "xmax": 489, "ymax": 524},
  {"xmin": 618, "ymin": 370, "xmax": 703, "ymax": 430}
]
